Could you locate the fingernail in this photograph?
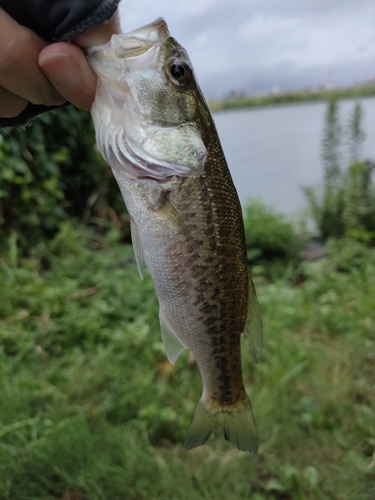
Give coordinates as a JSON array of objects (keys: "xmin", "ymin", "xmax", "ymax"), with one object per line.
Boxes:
[{"xmin": 39, "ymin": 53, "xmax": 82, "ymax": 90}]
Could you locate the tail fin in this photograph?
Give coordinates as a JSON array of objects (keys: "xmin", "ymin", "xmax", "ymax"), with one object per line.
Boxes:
[{"xmin": 184, "ymin": 396, "xmax": 258, "ymax": 453}]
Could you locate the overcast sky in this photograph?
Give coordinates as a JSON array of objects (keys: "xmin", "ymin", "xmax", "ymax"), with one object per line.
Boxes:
[{"xmin": 119, "ymin": 0, "xmax": 375, "ymax": 98}]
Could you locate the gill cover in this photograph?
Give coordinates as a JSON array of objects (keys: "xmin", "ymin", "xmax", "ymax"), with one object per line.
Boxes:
[{"xmin": 88, "ymin": 18, "xmax": 207, "ymax": 181}]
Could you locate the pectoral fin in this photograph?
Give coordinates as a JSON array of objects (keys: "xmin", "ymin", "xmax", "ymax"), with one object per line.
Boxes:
[
  {"xmin": 242, "ymin": 277, "xmax": 263, "ymax": 363},
  {"xmin": 157, "ymin": 199, "xmax": 201, "ymax": 257},
  {"xmin": 159, "ymin": 311, "xmax": 187, "ymax": 365},
  {"xmin": 130, "ymin": 217, "xmax": 147, "ymax": 279}
]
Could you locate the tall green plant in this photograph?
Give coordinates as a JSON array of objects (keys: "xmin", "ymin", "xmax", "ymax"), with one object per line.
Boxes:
[
  {"xmin": 303, "ymin": 99, "xmax": 375, "ymax": 242},
  {"xmin": 321, "ymin": 98, "xmax": 342, "ymax": 186},
  {"xmin": 340, "ymin": 104, "xmax": 375, "ymax": 241},
  {"xmin": 347, "ymin": 102, "xmax": 365, "ymax": 163},
  {"xmin": 303, "ymin": 98, "xmax": 345, "ymax": 238}
]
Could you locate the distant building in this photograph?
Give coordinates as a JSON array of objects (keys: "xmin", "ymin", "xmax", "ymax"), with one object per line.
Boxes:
[
  {"xmin": 325, "ymin": 68, "xmax": 334, "ymax": 89},
  {"xmin": 225, "ymin": 89, "xmax": 246, "ymax": 100}
]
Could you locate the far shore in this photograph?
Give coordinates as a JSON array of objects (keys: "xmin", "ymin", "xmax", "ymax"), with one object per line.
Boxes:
[{"xmin": 209, "ymin": 84, "xmax": 375, "ymax": 112}]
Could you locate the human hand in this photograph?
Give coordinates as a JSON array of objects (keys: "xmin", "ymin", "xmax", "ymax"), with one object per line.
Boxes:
[
  {"xmin": 39, "ymin": 13, "xmax": 120, "ymax": 111},
  {"xmin": 0, "ymin": 7, "xmax": 120, "ymax": 119},
  {"xmin": 0, "ymin": 7, "xmax": 64, "ymax": 118}
]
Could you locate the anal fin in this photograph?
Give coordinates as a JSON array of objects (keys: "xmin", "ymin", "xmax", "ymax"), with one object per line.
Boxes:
[{"xmin": 159, "ymin": 310, "xmax": 187, "ymax": 365}]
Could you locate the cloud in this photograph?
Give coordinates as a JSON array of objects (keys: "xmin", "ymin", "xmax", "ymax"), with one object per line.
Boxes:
[
  {"xmin": 119, "ymin": 0, "xmax": 375, "ymax": 96},
  {"xmin": 238, "ymin": 14, "xmax": 300, "ymax": 43}
]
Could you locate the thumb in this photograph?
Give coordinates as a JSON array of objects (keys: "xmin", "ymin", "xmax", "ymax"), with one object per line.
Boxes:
[{"xmin": 39, "ymin": 42, "xmax": 97, "ymax": 111}]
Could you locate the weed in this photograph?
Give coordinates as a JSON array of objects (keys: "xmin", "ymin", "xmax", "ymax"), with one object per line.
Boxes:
[{"xmin": 0, "ymin": 225, "xmax": 374, "ymax": 499}]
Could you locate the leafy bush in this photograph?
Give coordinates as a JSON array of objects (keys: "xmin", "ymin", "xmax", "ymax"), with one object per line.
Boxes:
[
  {"xmin": 243, "ymin": 198, "xmax": 301, "ymax": 266},
  {"xmin": 0, "ymin": 107, "xmax": 128, "ymax": 251},
  {"xmin": 1, "ymin": 225, "xmax": 375, "ymax": 499}
]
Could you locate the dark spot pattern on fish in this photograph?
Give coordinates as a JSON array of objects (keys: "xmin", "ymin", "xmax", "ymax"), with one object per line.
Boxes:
[
  {"xmin": 206, "ymin": 325, "xmax": 218, "ymax": 336},
  {"xmin": 211, "ymin": 336, "xmax": 223, "ymax": 347},
  {"xmin": 123, "ymin": 97, "xmax": 251, "ymax": 410},
  {"xmin": 201, "ymin": 317, "xmax": 216, "ymax": 327},
  {"xmin": 199, "ymin": 303, "xmax": 216, "ymax": 315}
]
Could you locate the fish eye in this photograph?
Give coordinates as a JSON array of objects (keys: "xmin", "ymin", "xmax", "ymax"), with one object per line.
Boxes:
[
  {"xmin": 167, "ymin": 60, "xmax": 193, "ymax": 87},
  {"xmin": 171, "ymin": 63, "xmax": 185, "ymax": 79}
]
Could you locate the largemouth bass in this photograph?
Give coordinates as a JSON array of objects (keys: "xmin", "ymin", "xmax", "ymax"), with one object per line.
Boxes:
[{"xmin": 88, "ymin": 18, "xmax": 263, "ymax": 453}]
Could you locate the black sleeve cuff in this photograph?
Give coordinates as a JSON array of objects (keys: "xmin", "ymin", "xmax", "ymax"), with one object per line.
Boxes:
[
  {"xmin": 0, "ymin": 103, "xmax": 70, "ymax": 129},
  {"xmin": 0, "ymin": 0, "xmax": 120, "ymax": 42}
]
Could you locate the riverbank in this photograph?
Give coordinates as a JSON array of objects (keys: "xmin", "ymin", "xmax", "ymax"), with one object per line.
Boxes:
[
  {"xmin": 209, "ymin": 84, "xmax": 375, "ymax": 112},
  {"xmin": 1, "ymin": 223, "xmax": 374, "ymax": 499}
]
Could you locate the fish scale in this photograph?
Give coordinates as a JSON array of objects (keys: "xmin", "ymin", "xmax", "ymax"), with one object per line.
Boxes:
[{"xmin": 88, "ymin": 17, "xmax": 262, "ymax": 452}]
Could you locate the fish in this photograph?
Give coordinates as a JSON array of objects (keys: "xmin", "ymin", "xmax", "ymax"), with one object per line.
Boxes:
[{"xmin": 88, "ymin": 17, "xmax": 263, "ymax": 453}]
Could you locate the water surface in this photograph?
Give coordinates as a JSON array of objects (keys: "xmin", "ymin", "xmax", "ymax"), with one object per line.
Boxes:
[{"xmin": 213, "ymin": 97, "xmax": 375, "ymax": 215}]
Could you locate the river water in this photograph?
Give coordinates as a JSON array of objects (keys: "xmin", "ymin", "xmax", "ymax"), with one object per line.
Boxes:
[{"xmin": 213, "ymin": 97, "xmax": 375, "ymax": 216}]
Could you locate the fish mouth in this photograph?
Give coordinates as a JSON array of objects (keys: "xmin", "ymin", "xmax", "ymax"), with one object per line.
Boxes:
[
  {"xmin": 117, "ymin": 17, "xmax": 170, "ymax": 48},
  {"xmin": 89, "ymin": 18, "xmax": 170, "ymax": 59}
]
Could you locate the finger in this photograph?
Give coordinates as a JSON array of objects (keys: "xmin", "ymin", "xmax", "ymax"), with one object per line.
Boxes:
[
  {"xmin": 0, "ymin": 86, "xmax": 28, "ymax": 118},
  {"xmin": 39, "ymin": 10, "xmax": 121, "ymax": 111},
  {"xmin": 74, "ymin": 10, "xmax": 121, "ymax": 48},
  {"xmin": 0, "ymin": 8, "xmax": 65, "ymax": 106},
  {"xmin": 39, "ymin": 43, "xmax": 97, "ymax": 111}
]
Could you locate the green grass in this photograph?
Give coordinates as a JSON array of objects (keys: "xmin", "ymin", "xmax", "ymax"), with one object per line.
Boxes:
[{"xmin": 0, "ymin": 225, "xmax": 374, "ymax": 499}]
